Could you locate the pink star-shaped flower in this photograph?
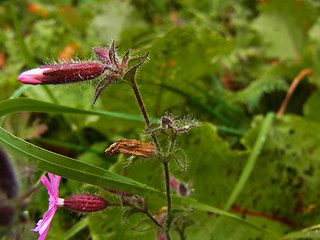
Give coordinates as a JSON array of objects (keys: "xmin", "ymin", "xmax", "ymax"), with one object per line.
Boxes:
[{"xmin": 32, "ymin": 173, "xmax": 63, "ymax": 240}]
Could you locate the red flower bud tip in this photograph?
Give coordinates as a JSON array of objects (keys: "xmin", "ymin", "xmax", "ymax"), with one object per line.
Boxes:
[
  {"xmin": 18, "ymin": 62, "xmax": 105, "ymax": 85},
  {"xmin": 62, "ymin": 194, "xmax": 108, "ymax": 212}
]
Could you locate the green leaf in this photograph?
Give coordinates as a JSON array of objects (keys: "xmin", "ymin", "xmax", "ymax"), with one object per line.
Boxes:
[
  {"xmin": 122, "ymin": 208, "xmax": 141, "ymax": 225},
  {"xmin": 303, "ymin": 90, "xmax": 320, "ymax": 122},
  {"xmin": 240, "ymin": 114, "xmax": 320, "ymax": 229},
  {"xmin": 65, "ymin": 218, "xmax": 89, "ymax": 240},
  {"xmin": 283, "ymin": 228, "xmax": 320, "ymax": 239},
  {"xmin": 0, "ymin": 98, "xmax": 148, "ymax": 122},
  {"xmin": 252, "ymin": 0, "xmax": 316, "ymax": 60}
]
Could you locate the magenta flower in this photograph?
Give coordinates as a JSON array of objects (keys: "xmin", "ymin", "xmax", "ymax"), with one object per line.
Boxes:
[
  {"xmin": 18, "ymin": 62, "xmax": 105, "ymax": 85},
  {"xmin": 32, "ymin": 173, "xmax": 112, "ymax": 239},
  {"xmin": 32, "ymin": 173, "xmax": 63, "ymax": 240}
]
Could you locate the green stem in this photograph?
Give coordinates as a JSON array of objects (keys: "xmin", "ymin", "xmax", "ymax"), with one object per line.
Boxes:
[
  {"xmin": 143, "ymin": 209, "xmax": 162, "ymax": 228},
  {"xmin": 130, "ymin": 79, "xmax": 172, "ymax": 239},
  {"xmin": 131, "ymin": 81, "xmax": 161, "ymax": 152},
  {"xmin": 163, "ymin": 161, "xmax": 171, "ymax": 240}
]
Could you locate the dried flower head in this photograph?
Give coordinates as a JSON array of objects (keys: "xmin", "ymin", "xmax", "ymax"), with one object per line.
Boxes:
[{"xmin": 105, "ymin": 139, "xmax": 156, "ymax": 158}]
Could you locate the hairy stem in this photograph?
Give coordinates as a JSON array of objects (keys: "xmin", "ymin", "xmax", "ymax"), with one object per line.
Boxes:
[
  {"xmin": 131, "ymin": 80, "xmax": 161, "ymax": 152},
  {"xmin": 163, "ymin": 161, "xmax": 171, "ymax": 240},
  {"xmin": 143, "ymin": 209, "xmax": 163, "ymax": 228},
  {"xmin": 131, "ymin": 79, "xmax": 172, "ymax": 239}
]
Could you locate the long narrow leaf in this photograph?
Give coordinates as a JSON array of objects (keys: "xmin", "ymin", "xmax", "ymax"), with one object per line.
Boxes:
[{"xmin": 0, "ymin": 98, "xmax": 153, "ymax": 122}]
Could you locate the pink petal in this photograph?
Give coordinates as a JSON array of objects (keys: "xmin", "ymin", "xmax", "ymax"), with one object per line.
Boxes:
[
  {"xmin": 32, "ymin": 173, "xmax": 61, "ymax": 240},
  {"xmin": 17, "ymin": 68, "xmax": 51, "ymax": 85},
  {"xmin": 32, "ymin": 205, "xmax": 57, "ymax": 240}
]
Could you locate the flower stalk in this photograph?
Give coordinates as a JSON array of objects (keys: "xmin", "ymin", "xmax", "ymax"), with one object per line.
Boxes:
[{"xmin": 130, "ymin": 77, "xmax": 172, "ymax": 239}]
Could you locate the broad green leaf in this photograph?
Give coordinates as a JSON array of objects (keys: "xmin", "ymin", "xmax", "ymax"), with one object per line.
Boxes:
[
  {"xmin": 303, "ymin": 90, "xmax": 320, "ymax": 122},
  {"xmin": 283, "ymin": 227, "xmax": 320, "ymax": 239},
  {"xmin": 240, "ymin": 114, "xmax": 320, "ymax": 229},
  {"xmin": 252, "ymin": 0, "xmax": 317, "ymax": 60}
]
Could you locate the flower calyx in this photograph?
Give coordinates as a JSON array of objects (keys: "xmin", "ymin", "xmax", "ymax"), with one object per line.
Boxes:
[
  {"xmin": 143, "ymin": 113, "xmax": 200, "ymax": 139},
  {"xmin": 91, "ymin": 41, "xmax": 149, "ymax": 106}
]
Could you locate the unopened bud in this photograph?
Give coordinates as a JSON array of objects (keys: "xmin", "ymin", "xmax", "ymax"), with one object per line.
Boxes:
[
  {"xmin": 169, "ymin": 177, "xmax": 190, "ymax": 197},
  {"xmin": 105, "ymin": 139, "xmax": 156, "ymax": 158},
  {"xmin": 0, "ymin": 149, "xmax": 18, "ymax": 199},
  {"xmin": 18, "ymin": 62, "xmax": 105, "ymax": 85},
  {"xmin": 63, "ymin": 194, "xmax": 108, "ymax": 212},
  {"xmin": 0, "ymin": 204, "xmax": 15, "ymax": 226}
]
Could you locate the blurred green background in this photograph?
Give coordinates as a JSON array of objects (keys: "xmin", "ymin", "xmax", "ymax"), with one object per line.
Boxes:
[{"xmin": 2, "ymin": 0, "xmax": 320, "ymax": 239}]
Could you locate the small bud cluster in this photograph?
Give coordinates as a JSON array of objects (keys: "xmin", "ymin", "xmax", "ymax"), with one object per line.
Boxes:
[{"xmin": 143, "ymin": 113, "xmax": 200, "ymax": 139}]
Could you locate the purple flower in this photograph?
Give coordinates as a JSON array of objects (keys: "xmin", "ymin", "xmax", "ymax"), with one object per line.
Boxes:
[
  {"xmin": 32, "ymin": 173, "xmax": 63, "ymax": 240},
  {"xmin": 18, "ymin": 62, "xmax": 105, "ymax": 85}
]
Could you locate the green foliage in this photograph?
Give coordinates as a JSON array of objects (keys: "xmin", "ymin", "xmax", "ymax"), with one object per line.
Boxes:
[{"xmin": 1, "ymin": 0, "xmax": 320, "ymax": 239}]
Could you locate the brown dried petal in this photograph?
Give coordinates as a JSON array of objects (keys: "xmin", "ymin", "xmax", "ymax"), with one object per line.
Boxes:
[{"xmin": 105, "ymin": 139, "xmax": 156, "ymax": 158}]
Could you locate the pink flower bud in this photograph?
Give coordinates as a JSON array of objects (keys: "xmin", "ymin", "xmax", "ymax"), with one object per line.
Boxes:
[
  {"xmin": 18, "ymin": 62, "xmax": 105, "ymax": 85},
  {"xmin": 62, "ymin": 194, "xmax": 108, "ymax": 212}
]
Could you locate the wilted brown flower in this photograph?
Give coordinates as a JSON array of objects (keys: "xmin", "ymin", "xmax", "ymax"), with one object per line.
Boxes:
[{"xmin": 105, "ymin": 139, "xmax": 156, "ymax": 158}]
